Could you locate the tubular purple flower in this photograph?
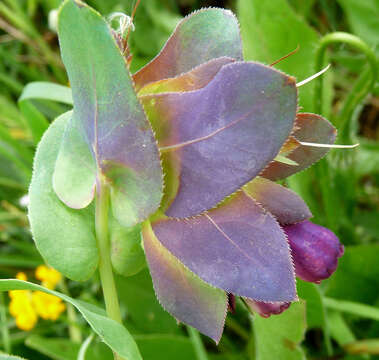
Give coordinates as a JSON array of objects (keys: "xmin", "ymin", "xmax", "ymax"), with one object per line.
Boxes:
[
  {"xmin": 283, "ymin": 220, "xmax": 344, "ymax": 283},
  {"xmin": 245, "ymin": 298, "xmax": 291, "ymax": 318}
]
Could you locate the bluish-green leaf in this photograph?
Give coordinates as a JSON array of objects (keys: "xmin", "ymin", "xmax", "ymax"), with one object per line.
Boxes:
[{"xmin": 29, "ymin": 111, "xmax": 98, "ymax": 281}]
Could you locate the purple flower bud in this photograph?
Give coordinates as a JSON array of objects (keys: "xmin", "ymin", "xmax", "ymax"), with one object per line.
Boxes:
[
  {"xmin": 283, "ymin": 220, "xmax": 344, "ymax": 283},
  {"xmin": 245, "ymin": 299, "xmax": 291, "ymax": 318}
]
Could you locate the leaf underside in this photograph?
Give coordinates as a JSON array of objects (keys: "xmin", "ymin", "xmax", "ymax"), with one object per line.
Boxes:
[
  {"xmin": 142, "ymin": 61, "xmax": 297, "ymax": 218},
  {"xmin": 150, "ymin": 192, "xmax": 297, "ymax": 301}
]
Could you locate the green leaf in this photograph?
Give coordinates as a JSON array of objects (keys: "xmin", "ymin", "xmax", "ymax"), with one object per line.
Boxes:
[
  {"xmin": 18, "ymin": 101, "xmax": 49, "ymax": 144},
  {"xmin": 19, "ymin": 82, "xmax": 73, "ymax": 106},
  {"xmin": 134, "ymin": 335, "xmax": 197, "ymax": 360},
  {"xmin": 237, "ymin": 0, "xmax": 320, "ymax": 112},
  {"xmin": 57, "ymin": 0, "xmax": 163, "ymax": 227},
  {"xmin": 297, "ymin": 280, "xmax": 324, "ymax": 328},
  {"xmin": 325, "ymin": 245, "xmax": 379, "ymax": 304},
  {"xmin": 116, "ymin": 270, "xmax": 180, "ymax": 334},
  {"xmin": 25, "ymin": 335, "xmax": 113, "ymax": 360},
  {"xmin": 25, "ymin": 335, "xmax": 79, "ymax": 360},
  {"xmin": 52, "ymin": 114, "xmax": 96, "ymax": 210},
  {"xmin": 337, "ymin": 0, "xmax": 379, "ymax": 54},
  {"xmin": 0, "ymin": 280, "xmax": 142, "ymax": 360},
  {"xmin": 328, "ymin": 311, "xmax": 356, "ymax": 346},
  {"xmin": 29, "ymin": 111, "xmax": 98, "ymax": 281},
  {"xmin": 111, "ymin": 222, "xmax": 146, "ymax": 277},
  {"xmin": 253, "ymin": 301, "xmax": 306, "ymax": 360},
  {"xmin": 18, "ymin": 82, "xmax": 72, "ymax": 144},
  {"xmin": 324, "ymin": 297, "xmax": 379, "ymax": 321},
  {"xmin": 0, "ymin": 355, "xmax": 28, "ymax": 360}
]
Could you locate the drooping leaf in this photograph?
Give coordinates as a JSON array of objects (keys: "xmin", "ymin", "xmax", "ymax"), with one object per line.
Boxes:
[
  {"xmin": 0, "ymin": 280, "xmax": 142, "ymax": 360},
  {"xmin": 133, "ymin": 8, "xmax": 243, "ymax": 91},
  {"xmin": 57, "ymin": 0, "xmax": 163, "ymax": 227},
  {"xmin": 142, "ymin": 222, "xmax": 228, "ymax": 343},
  {"xmin": 138, "ymin": 57, "xmax": 235, "ymax": 95},
  {"xmin": 243, "ymin": 177, "xmax": 312, "ymax": 225},
  {"xmin": 19, "ymin": 82, "xmax": 73, "ymax": 106},
  {"xmin": 149, "ymin": 192, "xmax": 297, "ymax": 302},
  {"xmin": 53, "ymin": 114, "xmax": 96, "ymax": 209},
  {"xmin": 261, "ymin": 113, "xmax": 336, "ymax": 180},
  {"xmin": 29, "ymin": 111, "xmax": 98, "ymax": 281},
  {"xmin": 142, "ymin": 61, "xmax": 297, "ymax": 218},
  {"xmin": 253, "ymin": 301, "xmax": 307, "ymax": 360}
]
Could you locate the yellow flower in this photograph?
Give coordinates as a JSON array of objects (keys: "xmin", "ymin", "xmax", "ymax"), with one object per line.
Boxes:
[
  {"xmin": 35, "ymin": 265, "xmax": 62, "ymax": 289},
  {"xmin": 32, "ymin": 291, "xmax": 66, "ymax": 320},
  {"xmin": 8, "ymin": 269, "xmax": 65, "ymax": 331},
  {"xmin": 8, "ymin": 272, "xmax": 38, "ymax": 331}
]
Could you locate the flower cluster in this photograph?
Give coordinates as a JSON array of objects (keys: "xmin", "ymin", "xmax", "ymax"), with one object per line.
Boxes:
[{"xmin": 8, "ymin": 266, "xmax": 65, "ymax": 331}]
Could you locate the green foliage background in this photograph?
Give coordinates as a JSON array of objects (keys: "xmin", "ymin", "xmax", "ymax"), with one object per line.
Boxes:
[{"xmin": 0, "ymin": 0, "xmax": 378, "ymax": 359}]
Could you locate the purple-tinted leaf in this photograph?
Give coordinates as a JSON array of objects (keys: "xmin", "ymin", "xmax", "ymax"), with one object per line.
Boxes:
[
  {"xmin": 243, "ymin": 177, "xmax": 312, "ymax": 225},
  {"xmin": 283, "ymin": 220, "xmax": 344, "ymax": 283},
  {"xmin": 142, "ymin": 222, "xmax": 227, "ymax": 343},
  {"xmin": 138, "ymin": 57, "xmax": 235, "ymax": 95},
  {"xmin": 142, "ymin": 62, "xmax": 297, "ymax": 218},
  {"xmin": 133, "ymin": 8, "xmax": 243, "ymax": 91},
  {"xmin": 57, "ymin": 1, "xmax": 163, "ymax": 226},
  {"xmin": 150, "ymin": 192, "xmax": 297, "ymax": 302},
  {"xmin": 261, "ymin": 113, "xmax": 337, "ymax": 180}
]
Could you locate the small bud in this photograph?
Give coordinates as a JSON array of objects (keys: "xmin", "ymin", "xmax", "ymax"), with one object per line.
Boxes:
[
  {"xmin": 284, "ymin": 220, "xmax": 344, "ymax": 283},
  {"xmin": 245, "ymin": 299, "xmax": 290, "ymax": 318}
]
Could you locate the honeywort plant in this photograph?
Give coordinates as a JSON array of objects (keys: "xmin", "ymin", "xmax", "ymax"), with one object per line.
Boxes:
[{"xmin": 0, "ymin": 0, "xmax": 350, "ymax": 358}]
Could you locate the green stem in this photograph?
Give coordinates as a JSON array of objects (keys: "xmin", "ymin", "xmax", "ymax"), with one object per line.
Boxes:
[
  {"xmin": 95, "ymin": 179, "xmax": 123, "ymax": 360},
  {"xmin": 59, "ymin": 280, "xmax": 82, "ymax": 344},
  {"xmin": 187, "ymin": 326, "xmax": 209, "ymax": 360},
  {"xmin": 0, "ymin": 292, "xmax": 11, "ymax": 354},
  {"xmin": 314, "ymin": 32, "xmax": 377, "ymax": 118}
]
